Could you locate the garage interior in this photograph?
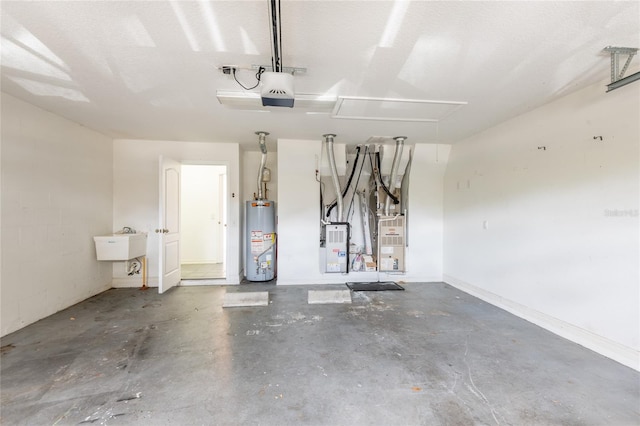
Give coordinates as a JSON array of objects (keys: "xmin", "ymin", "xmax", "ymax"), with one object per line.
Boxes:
[{"xmin": 1, "ymin": 1, "xmax": 639, "ymax": 425}]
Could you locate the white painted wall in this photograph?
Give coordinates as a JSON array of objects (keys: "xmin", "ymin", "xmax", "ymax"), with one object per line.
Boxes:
[
  {"xmin": 276, "ymin": 138, "xmax": 448, "ymax": 285},
  {"xmin": 443, "ymin": 80, "xmax": 639, "ymax": 370},
  {"xmin": 113, "ymin": 139, "xmax": 241, "ymax": 285},
  {"xmin": 406, "ymin": 144, "xmax": 450, "ymax": 282},
  {"xmin": 1, "ymin": 94, "xmax": 113, "ymax": 336},
  {"xmin": 180, "ymin": 165, "xmax": 226, "ymax": 264},
  {"xmin": 277, "ymin": 139, "xmax": 326, "ymax": 284}
]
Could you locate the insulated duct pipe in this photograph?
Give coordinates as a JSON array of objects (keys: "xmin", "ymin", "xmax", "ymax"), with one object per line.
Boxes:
[
  {"xmin": 384, "ymin": 136, "xmax": 406, "ymax": 216},
  {"xmin": 255, "ymin": 131, "xmax": 269, "ymax": 200},
  {"xmin": 323, "ymin": 134, "xmax": 343, "ymax": 222},
  {"xmin": 326, "ymin": 145, "xmax": 361, "ymax": 218}
]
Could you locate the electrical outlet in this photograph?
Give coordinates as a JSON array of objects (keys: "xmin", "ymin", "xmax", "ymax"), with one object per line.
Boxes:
[{"xmin": 221, "ymin": 65, "xmax": 236, "ymax": 75}]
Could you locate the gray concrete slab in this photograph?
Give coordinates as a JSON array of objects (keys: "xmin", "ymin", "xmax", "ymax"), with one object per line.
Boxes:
[
  {"xmin": 308, "ymin": 289, "xmax": 352, "ymax": 304},
  {"xmin": 1, "ymin": 282, "xmax": 638, "ymax": 425},
  {"xmin": 223, "ymin": 290, "xmax": 269, "ymax": 307}
]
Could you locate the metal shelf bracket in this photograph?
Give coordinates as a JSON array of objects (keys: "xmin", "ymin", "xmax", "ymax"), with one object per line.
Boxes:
[
  {"xmin": 604, "ymin": 46, "xmax": 638, "ymax": 83},
  {"xmin": 603, "ymin": 46, "xmax": 639, "ymax": 92}
]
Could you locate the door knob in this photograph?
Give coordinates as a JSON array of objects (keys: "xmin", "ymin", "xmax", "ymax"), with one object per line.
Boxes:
[{"xmin": 163, "ymin": 229, "xmax": 169, "ymax": 233}]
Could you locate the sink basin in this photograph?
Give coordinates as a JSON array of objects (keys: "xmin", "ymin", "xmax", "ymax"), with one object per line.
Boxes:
[{"xmin": 94, "ymin": 232, "xmax": 147, "ymax": 261}]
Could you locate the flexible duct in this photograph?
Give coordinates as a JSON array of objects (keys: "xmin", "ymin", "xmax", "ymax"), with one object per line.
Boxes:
[
  {"xmin": 375, "ymin": 151, "xmax": 399, "ymax": 205},
  {"xmin": 255, "ymin": 131, "xmax": 269, "ymax": 200},
  {"xmin": 384, "ymin": 136, "xmax": 406, "ymax": 216},
  {"xmin": 327, "ymin": 145, "xmax": 361, "ymax": 218},
  {"xmin": 323, "ymin": 134, "xmax": 343, "ymax": 222}
]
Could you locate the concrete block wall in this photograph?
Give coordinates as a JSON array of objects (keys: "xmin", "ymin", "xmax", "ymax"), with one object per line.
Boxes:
[
  {"xmin": 443, "ymin": 79, "xmax": 640, "ymax": 370},
  {"xmin": 1, "ymin": 94, "xmax": 113, "ymax": 336}
]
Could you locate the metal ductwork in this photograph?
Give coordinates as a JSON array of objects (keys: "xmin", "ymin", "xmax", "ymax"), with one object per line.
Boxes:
[
  {"xmin": 323, "ymin": 133, "xmax": 343, "ymax": 222},
  {"xmin": 255, "ymin": 131, "xmax": 269, "ymax": 200},
  {"xmin": 384, "ymin": 136, "xmax": 406, "ymax": 216}
]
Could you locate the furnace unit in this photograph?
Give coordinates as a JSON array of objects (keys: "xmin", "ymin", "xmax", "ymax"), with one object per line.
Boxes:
[
  {"xmin": 377, "ymin": 216, "xmax": 405, "ymax": 272},
  {"xmin": 324, "ymin": 223, "xmax": 349, "ymax": 273}
]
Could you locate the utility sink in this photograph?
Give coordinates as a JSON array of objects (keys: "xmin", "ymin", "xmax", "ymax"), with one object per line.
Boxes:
[{"xmin": 94, "ymin": 232, "xmax": 147, "ymax": 261}]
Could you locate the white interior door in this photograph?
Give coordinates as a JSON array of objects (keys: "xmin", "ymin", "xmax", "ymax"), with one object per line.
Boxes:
[{"xmin": 158, "ymin": 156, "xmax": 181, "ymax": 293}]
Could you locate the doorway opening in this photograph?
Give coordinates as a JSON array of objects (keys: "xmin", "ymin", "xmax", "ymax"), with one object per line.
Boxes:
[{"xmin": 180, "ymin": 164, "xmax": 227, "ymax": 280}]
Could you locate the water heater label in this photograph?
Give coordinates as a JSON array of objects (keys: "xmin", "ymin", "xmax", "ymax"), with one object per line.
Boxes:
[{"xmin": 251, "ymin": 241, "xmax": 263, "ymax": 254}]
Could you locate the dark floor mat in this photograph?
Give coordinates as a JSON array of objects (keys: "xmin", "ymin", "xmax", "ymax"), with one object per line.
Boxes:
[{"xmin": 346, "ymin": 281, "xmax": 405, "ymax": 291}]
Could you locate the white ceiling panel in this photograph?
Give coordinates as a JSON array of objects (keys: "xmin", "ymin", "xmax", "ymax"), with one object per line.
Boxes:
[
  {"xmin": 1, "ymin": 1, "xmax": 638, "ymax": 150},
  {"xmin": 332, "ymin": 97, "xmax": 467, "ymax": 122}
]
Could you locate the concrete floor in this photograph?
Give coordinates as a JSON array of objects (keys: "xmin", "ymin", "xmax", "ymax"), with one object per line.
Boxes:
[
  {"xmin": 1, "ymin": 283, "xmax": 638, "ymax": 425},
  {"xmin": 180, "ymin": 263, "xmax": 225, "ymax": 280}
]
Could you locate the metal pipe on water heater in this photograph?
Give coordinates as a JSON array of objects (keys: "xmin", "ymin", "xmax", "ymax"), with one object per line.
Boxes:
[
  {"xmin": 385, "ymin": 136, "xmax": 406, "ymax": 216},
  {"xmin": 323, "ymin": 134, "xmax": 343, "ymax": 222},
  {"xmin": 255, "ymin": 131, "xmax": 269, "ymax": 200}
]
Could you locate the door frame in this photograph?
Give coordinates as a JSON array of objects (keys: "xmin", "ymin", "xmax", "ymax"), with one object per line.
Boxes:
[{"xmin": 179, "ymin": 160, "xmax": 230, "ymax": 284}]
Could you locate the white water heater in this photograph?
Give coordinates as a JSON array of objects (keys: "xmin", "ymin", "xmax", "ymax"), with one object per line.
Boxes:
[{"xmin": 245, "ymin": 200, "xmax": 276, "ymax": 281}]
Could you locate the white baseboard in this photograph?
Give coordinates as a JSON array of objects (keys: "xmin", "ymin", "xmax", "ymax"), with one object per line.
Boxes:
[
  {"xmin": 112, "ymin": 271, "xmax": 242, "ymax": 288},
  {"xmin": 180, "ymin": 279, "xmax": 238, "ymax": 286},
  {"xmin": 229, "ymin": 271, "xmax": 242, "ymax": 285},
  {"xmin": 444, "ymin": 274, "xmax": 639, "ymax": 371}
]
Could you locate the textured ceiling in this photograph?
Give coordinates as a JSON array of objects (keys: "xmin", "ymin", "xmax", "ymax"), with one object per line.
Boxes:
[{"xmin": 1, "ymin": 1, "xmax": 638, "ymax": 151}]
